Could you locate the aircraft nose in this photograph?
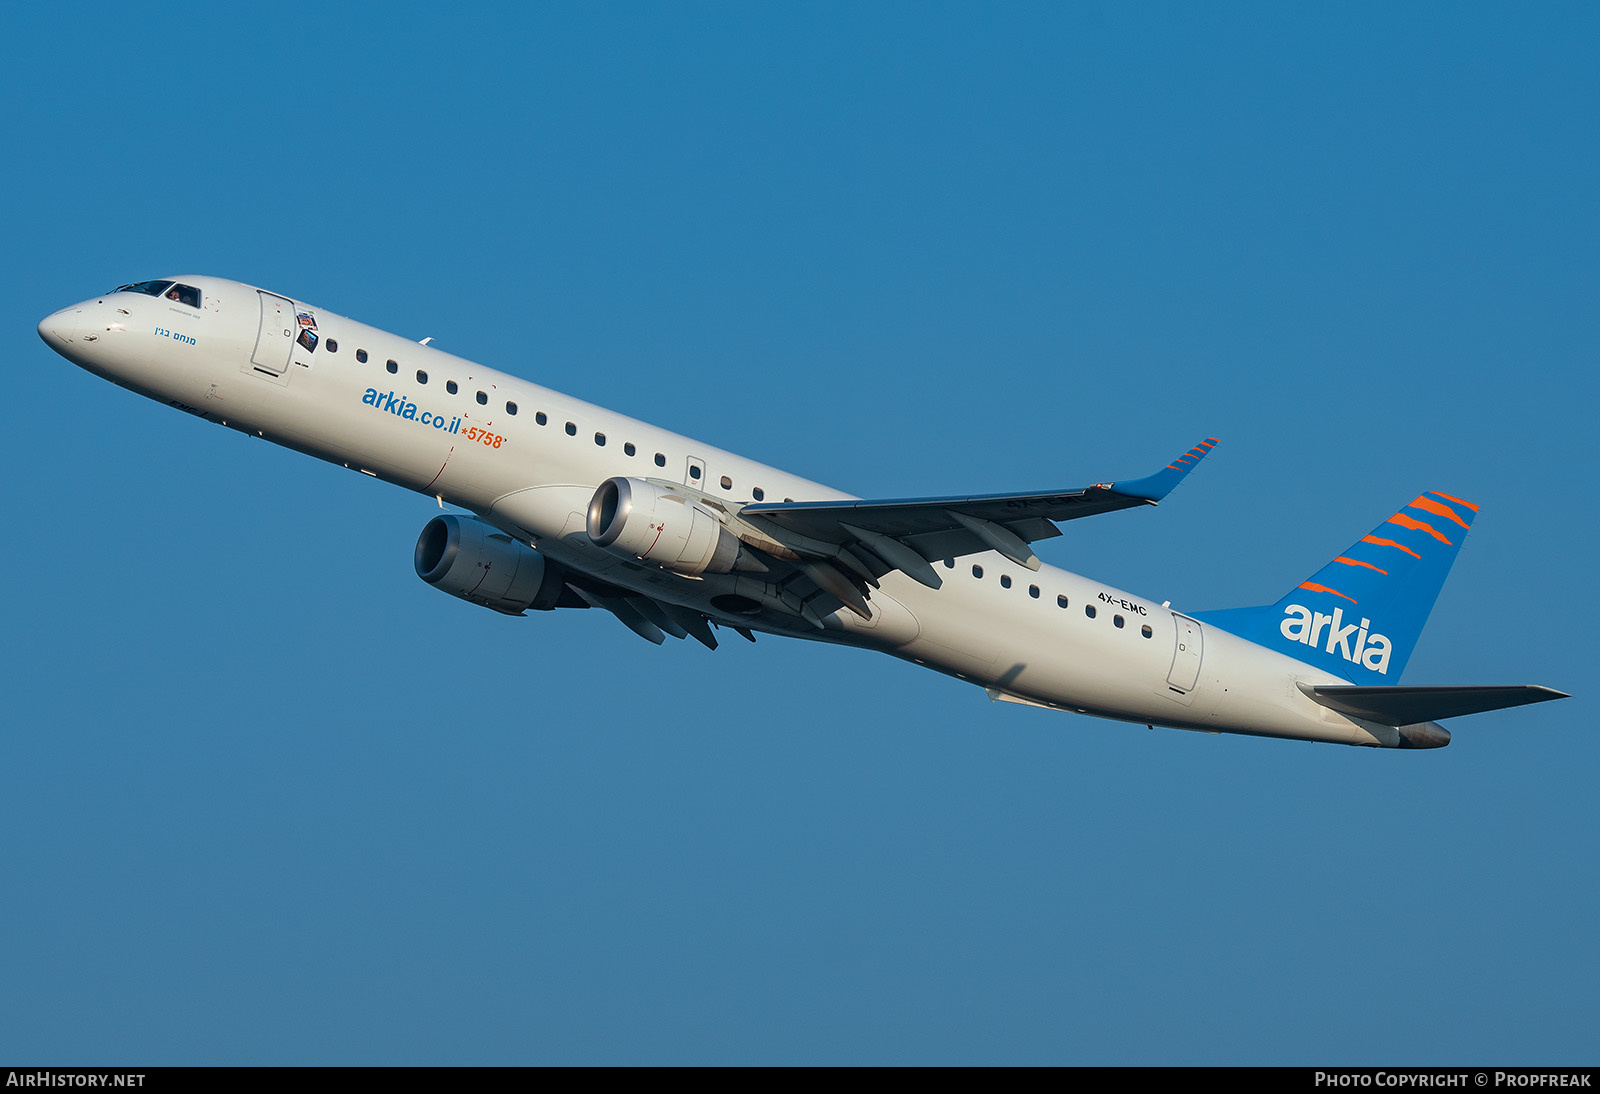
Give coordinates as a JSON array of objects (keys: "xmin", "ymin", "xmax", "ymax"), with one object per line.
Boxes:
[
  {"xmin": 38, "ymin": 308, "xmax": 72, "ymax": 351},
  {"xmin": 38, "ymin": 303, "xmax": 108, "ymax": 354},
  {"xmin": 38, "ymin": 303, "xmax": 114, "ymax": 366}
]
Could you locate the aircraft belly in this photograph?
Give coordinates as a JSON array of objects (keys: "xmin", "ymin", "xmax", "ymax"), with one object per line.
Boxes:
[
  {"xmin": 829, "ymin": 589, "xmax": 920, "ymax": 648},
  {"xmin": 275, "ymin": 396, "xmax": 454, "ymax": 489}
]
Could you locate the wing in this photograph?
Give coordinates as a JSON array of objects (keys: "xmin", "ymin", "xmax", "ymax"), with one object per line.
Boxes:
[
  {"xmin": 737, "ymin": 438, "xmax": 1219, "ymax": 590},
  {"xmin": 479, "ymin": 439, "xmax": 1217, "ymax": 644},
  {"xmin": 467, "ymin": 437, "xmax": 1560, "ymax": 729}
]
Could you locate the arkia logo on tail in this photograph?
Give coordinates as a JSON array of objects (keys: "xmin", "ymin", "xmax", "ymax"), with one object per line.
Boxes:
[
  {"xmin": 1280, "ymin": 605, "xmax": 1392, "ymax": 674},
  {"xmin": 1270, "ymin": 493, "xmax": 1478, "ymax": 678}
]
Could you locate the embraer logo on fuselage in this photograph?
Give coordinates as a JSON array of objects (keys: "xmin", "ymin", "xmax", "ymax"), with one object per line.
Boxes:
[{"xmin": 1280, "ymin": 604, "xmax": 1392, "ymax": 674}]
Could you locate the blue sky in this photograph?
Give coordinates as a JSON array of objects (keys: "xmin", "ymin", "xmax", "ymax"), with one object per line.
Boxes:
[{"xmin": 2, "ymin": 2, "xmax": 1594, "ymax": 1064}]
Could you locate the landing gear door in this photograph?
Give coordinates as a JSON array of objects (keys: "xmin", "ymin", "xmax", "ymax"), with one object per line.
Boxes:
[
  {"xmin": 1167, "ymin": 613, "xmax": 1204, "ymax": 694},
  {"xmin": 251, "ymin": 291, "xmax": 295, "ymax": 376}
]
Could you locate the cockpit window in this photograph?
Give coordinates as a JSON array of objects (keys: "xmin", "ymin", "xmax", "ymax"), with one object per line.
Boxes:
[
  {"xmin": 165, "ymin": 283, "xmax": 202, "ymax": 307},
  {"xmin": 114, "ymin": 280, "xmax": 174, "ymax": 297},
  {"xmin": 110, "ymin": 280, "xmax": 202, "ymax": 307}
]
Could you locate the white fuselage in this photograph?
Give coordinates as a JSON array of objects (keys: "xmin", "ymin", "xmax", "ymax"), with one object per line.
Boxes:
[{"xmin": 39, "ymin": 276, "xmax": 1398, "ymax": 747}]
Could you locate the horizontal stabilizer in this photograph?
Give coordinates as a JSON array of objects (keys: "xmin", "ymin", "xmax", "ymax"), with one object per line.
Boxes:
[{"xmin": 1305, "ymin": 684, "xmax": 1568, "ymax": 725}]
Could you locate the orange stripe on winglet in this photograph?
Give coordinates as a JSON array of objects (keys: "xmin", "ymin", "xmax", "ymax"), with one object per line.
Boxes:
[
  {"xmin": 1410, "ymin": 495, "xmax": 1471, "ymax": 530},
  {"xmin": 1362, "ymin": 534, "xmax": 1423, "ymax": 559},
  {"xmin": 1334, "ymin": 556, "xmax": 1389, "ymax": 575},
  {"xmin": 1388, "ymin": 512, "xmax": 1452, "ymax": 545},
  {"xmin": 1299, "ymin": 582, "xmax": 1357, "ymax": 604},
  {"xmin": 1429, "ymin": 491, "xmax": 1479, "ymax": 512}
]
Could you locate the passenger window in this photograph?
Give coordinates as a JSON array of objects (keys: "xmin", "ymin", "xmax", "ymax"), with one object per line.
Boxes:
[
  {"xmin": 595, "ymin": 432, "xmax": 606, "ymax": 446},
  {"xmin": 1085, "ymin": 605, "xmax": 1096, "ymax": 619},
  {"xmin": 1114, "ymin": 615, "xmax": 1125, "ymax": 628},
  {"xmin": 476, "ymin": 391, "xmax": 488, "ymax": 405},
  {"xmin": 624, "ymin": 442, "xmax": 636, "ymax": 456},
  {"xmin": 507, "ymin": 402, "xmax": 518, "ymax": 415},
  {"xmin": 690, "ymin": 465, "xmax": 702, "ymax": 479},
  {"xmin": 565, "ymin": 422, "xmax": 576, "ymax": 436},
  {"xmin": 416, "ymin": 370, "xmax": 427, "ymax": 384},
  {"xmin": 446, "ymin": 380, "xmax": 458, "ymax": 394},
  {"xmin": 386, "ymin": 360, "xmax": 398, "ymax": 374},
  {"xmin": 325, "ymin": 339, "xmax": 338, "ymax": 353},
  {"xmin": 654, "ymin": 453, "xmax": 666, "ymax": 467},
  {"xmin": 356, "ymin": 349, "xmax": 369, "ymax": 363},
  {"xmin": 1000, "ymin": 575, "xmax": 1012, "ymax": 589},
  {"xmin": 720, "ymin": 475, "xmax": 732, "ymax": 490},
  {"xmin": 1057, "ymin": 595, "xmax": 1068, "ymax": 608},
  {"xmin": 972, "ymin": 565, "xmax": 983, "ymax": 579},
  {"xmin": 1029, "ymin": 585, "xmax": 1040, "ymax": 598},
  {"xmin": 753, "ymin": 488, "xmax": 765, "ymax": 501},
  {"xmin": 1141, "ymin": 624, "xmax": 1153, "ymax": 638},
  {"xmin": 535, "ymin": 411, "xmax": 547, "ymax": 425}
]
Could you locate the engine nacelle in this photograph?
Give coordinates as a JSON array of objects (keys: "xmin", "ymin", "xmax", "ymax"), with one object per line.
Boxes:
[
  {"xmin": 414, "ymin": 515, "xmax": 567, "ymax": 615},
  {"xmin": 586, "ymin": 476, "xmax": 742, "ymax": 576}
]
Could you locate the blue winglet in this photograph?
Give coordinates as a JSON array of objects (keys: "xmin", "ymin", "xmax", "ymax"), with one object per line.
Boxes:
[{"xmin": 1108, "ymin": 438, "xmax": 1220, "ymax": 502}]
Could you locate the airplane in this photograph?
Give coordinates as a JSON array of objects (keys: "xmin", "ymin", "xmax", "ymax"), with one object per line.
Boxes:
[{"xmin": 37, "ymin": 275, "xmax": 1567, "ymax": 749}]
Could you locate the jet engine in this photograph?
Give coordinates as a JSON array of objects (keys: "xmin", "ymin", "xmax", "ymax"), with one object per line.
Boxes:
[
  {"xmin": 586, "ymin": 476, "xmax": 744, "ymax": 576},
  {"xmin": 414, "ymin": 515, "xmax": 568, "ymax": 615}
]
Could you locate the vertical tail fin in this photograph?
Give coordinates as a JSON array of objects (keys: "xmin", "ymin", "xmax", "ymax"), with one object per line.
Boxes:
[{"xmin": 1194, "ymin": 492, "xmax": 1478, "ymax": 683}]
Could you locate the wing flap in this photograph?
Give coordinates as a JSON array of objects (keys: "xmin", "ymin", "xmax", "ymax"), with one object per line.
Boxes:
[{"xmin": 567, "ymin": 583, "xmax": 725, "ymax": 650}]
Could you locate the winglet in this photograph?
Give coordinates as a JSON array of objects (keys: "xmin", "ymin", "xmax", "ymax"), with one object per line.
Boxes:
[{"xmin": 1108, "ymin": 438, "xmax": 1220, "ymax": 502}]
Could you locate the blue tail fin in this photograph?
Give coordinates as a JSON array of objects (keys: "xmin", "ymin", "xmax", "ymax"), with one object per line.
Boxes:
[{"xmin": 1193, "ymin": 491, "xmax": 1479, "ymax": 683}]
